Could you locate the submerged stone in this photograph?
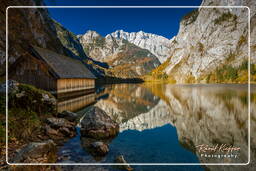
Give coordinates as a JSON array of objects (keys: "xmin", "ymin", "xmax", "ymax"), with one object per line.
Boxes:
[{"xmin": 115, "ymin": 155, "xmax": 133, "ymax": 171}]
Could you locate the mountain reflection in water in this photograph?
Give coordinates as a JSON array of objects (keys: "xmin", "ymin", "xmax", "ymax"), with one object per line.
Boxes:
[{"xmin": 57, "ymin": 83, "xmax": 255, "ymax": 170}]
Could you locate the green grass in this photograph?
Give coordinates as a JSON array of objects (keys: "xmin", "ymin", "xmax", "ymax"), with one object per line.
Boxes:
[
  {"xmin": 7, "ymin": 83, "xmax": 56, "ymax": 143},
  {"xmin": 9, "ymin": 108, "xmax": 41, "ymax": 142}
]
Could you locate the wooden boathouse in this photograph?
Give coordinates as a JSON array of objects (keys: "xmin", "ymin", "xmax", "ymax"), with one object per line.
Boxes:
[{"xmin": 9, "ymin": 46, "xmax": 96, "ymax": 94}]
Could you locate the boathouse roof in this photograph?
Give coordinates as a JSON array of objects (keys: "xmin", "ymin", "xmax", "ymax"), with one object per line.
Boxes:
[{"xmin": 31, "ymin": 46, "xmax": 96, "ymax": 79}]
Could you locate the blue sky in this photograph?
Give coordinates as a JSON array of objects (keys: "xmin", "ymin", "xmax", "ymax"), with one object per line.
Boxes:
[{"xmin": 44, "ymin": 0, "xmax": 202, "ymax": 39}]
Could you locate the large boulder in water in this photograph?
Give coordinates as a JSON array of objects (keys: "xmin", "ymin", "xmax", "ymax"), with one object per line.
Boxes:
[{"xmin": 80, "ymin": 106, "xmax": 119, "ymax": 139}]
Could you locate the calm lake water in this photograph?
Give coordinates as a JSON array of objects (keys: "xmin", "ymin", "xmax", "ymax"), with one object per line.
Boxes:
[{"xmin": 56, "ymin": 83, "xmax": 255, "ymax": 170}]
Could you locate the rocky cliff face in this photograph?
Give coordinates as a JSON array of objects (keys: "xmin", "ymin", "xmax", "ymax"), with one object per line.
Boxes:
[
  {"xmin": 109, "ymin": 30, "xmax": 172, "ymax": 63},
  {"xmin": 152, "ymin": 0, "xmax": 256, "ymax": 83},
  {"xmin": 0, "ymin": 0, "xmax": 66, "ymax": 76},
  {"xmin": 53, "ymin": 20, "xmax": 88, "ymax": 60},
  {"xmin": 78, "ymin": 30, "xmax": 160, "ymax": 78}
]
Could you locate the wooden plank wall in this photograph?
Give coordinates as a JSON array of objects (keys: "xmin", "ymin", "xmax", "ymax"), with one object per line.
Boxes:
[
  {"xmin": 10, "ymin": 57, "xmax": 57, "ymax": 91},
  {"xmin": 57, "ymin": 78, "xmax": 95, "ymax": 93}
]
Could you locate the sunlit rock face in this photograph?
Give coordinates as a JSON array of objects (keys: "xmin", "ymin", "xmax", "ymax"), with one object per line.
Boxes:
[
  {"xmin": 78, "ymin": 30, "xmax": 160, "ymax": 78},
  {"xmin": 153, "ymin": 0, "xmax": 256, "ymax": 83},
  {"xmin": 110, "ymin": 30, "xmax": 172, "ymax": 63}
]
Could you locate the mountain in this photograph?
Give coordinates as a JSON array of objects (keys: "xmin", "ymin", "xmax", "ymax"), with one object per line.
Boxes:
[
  {"xmin": 109, "ymin": 30, "xmax": 172, "ymax": 63},
  {"xmin": 53, "ymin": 20, "xmax": 88, "ymax": 60},
  {"xmin": 78, "ymin": 30, "xmax": 161, "ymax": 78},
  {"xmin": 0, "ymin": 0, "xmax": 66, "ymax": 76},
  {"xmin": 150, "ymin": 0, "xmax": 256, "ymax": 84},
  {"xmin": 53, "ymin": 21, "xmax": 107, "ymax": 77}
]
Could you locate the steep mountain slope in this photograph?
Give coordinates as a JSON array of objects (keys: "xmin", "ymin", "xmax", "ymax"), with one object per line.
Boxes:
[
  {"xmin": 53, "ymin": 21, "xmax": 107, "ymax": 77},
  {"xmin": 109, "ymin": 30, "xmax": 172, "ymax": 63},
  {"xmin": 78, "ymin": 30, "xmax": 160, "ymax": 78},
  {"xmin": 53, "ymin": 20, "xmax": 88, "ymax": 59},
  {"xmin": 151, "ymin": 0, "xmax": 256, "ymax": 83},
  {"xmin": 0, "ymin": 0, "xmax": 66, "ymax": 76},
  {"xmin": 0, "ymin": 0, "xmax": 104, "ymax": 79}
]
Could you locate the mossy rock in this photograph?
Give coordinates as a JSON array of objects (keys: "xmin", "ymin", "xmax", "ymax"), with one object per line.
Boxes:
[{"xmin": 9, "ymin": 84, "xmax": 56, "ymax": 115}]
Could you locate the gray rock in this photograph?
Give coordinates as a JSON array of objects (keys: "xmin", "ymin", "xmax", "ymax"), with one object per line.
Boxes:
[
  {"xmin": 12, "ymin": 140, "xmax": 56, "ymax": 163},
  {"xmin": 58, "ymin": 110, "xmax": 78, "ymax": 122},
  {"xmin": 42, "ymin": 93, "xmax": 56, "ymax": 105},
  {"xmin": 45, "ymin": 125, "xmax": 58, "ymax": 135},
  {"xmin": 89, "ymin": 141, "xmax": 109, "ymax": 156},
  {"xmin": 0, "ymin": 80, "xmax": 19, "ymax": 94},
  {"xmin": 46, "ymin": 117, "xmax": 73, "ymax": 129},
  {"xmin": 80, "ymin": 106, "xmax": 119, "ymax": 139}
]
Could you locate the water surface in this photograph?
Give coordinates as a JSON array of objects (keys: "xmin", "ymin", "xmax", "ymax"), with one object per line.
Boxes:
[{"xmin": 57, "ymin": 83, "xmax": 255, "ymax": 170}]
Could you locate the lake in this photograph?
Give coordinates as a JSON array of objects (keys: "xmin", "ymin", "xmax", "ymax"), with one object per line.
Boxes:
[{"xmin": 56, "ymin": 83, "xmax": 255, "ymax": 170}]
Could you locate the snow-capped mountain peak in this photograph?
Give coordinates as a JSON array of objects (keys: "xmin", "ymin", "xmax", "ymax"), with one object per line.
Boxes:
[{"xmin": 107, "ymin": 30, "xmax": 172, "ymax": 63}]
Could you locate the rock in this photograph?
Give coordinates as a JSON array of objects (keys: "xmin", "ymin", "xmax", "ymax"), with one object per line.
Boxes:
[
  {"xmin": 80, "ymin": 106, "xmax": 119, "ymax": 139},
  {"xmin": 58, "ymin": 110, "xmax": 78, "ymax": 122},
  {"xmin": 59, "ymin": 127, "xmax": 75, "ymax": 137},
  {"xmin": 45, "ymin": 125, "xmax": 58, "ymax": 136},
  {"xmin": 46, "ymin": 117, "xmax": 73, "ymax": 129},
  {"xmin": 15, "ymin": 91, "xmax": 25, "ymax": 98},
  {"xmin": 115, "ymin": 155, "xmax": 133, "ymax": 171},
  {"xmin": 89, "ymin": 141, "xmax": 109, "ymax": 156},
  {"xmin": 0, "ymin": 80, "xmax": 19, "ymax": 94},
  {"xmin": 78, "ymin": 30, "xmax": 160, "ymax": 78},
  {"xmin": 42, "ymin": 93, "xmax": 56, "ymax": 105},
  {"xmin": 12, "ymin": 140, "xmax": 56, "ymax": 163},
  {"xmin": 152, "ymin": 0, "xmax": 256, "ymax": 83},
  {"xmin": 45, "ymin": 117, "xmax": 76, "ymax": 139}
]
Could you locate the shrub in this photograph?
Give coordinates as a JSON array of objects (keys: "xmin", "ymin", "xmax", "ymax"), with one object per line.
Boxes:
[
  {"xmin": 9, "ymin": 84, "xmax": 56, "ymax": 115},
  {"xmin": 181, "ymin": 9, "xmax": 199, "ymax": 25},
  {"xmin": 225, "ymin": 66, "xmax": 238, "ymax": 80},
  {"xmin": 214, "ymin": 12, "xmax": 237, "ymax": 25},
  {"xmin": 238, "ymin": 35, "xmax": 247, "ymax": 47},
  {"xmin": 198, "ymin": 42, "xmax": 204, "ymax": 53}
]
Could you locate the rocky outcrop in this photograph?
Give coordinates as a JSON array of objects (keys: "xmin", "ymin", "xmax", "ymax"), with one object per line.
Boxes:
[
  {"xmin": 110, "ymin": 30, "xmax": 172, "ymax": 63},
  {"xmin": 57, "ymin": 110, "xmax": 78, "ymax": 122},
  {"xmin": 8, "ymin": 83, "xmax": 56, "ymax": 114},
  {"xmin": 44, "ymin": 111, "xmax": 78, "ymax": 139},
  {"xmin": 78, "ymin": 30, "xmax": 160, "ymax": 78},
  {"xmin": 152, "ymin": 0, "xmax": 256, "ymax": 83},
  {"xmin": 11, "ymin": 140, "xmax": 57, "ymax": 163},
  {"xmin": 80, "ymin": 106, "xmax": 119, "ymax": 139},
  {"xmin": 53, "ymin": 20, "xmax": 88, "ymax": 59}
]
